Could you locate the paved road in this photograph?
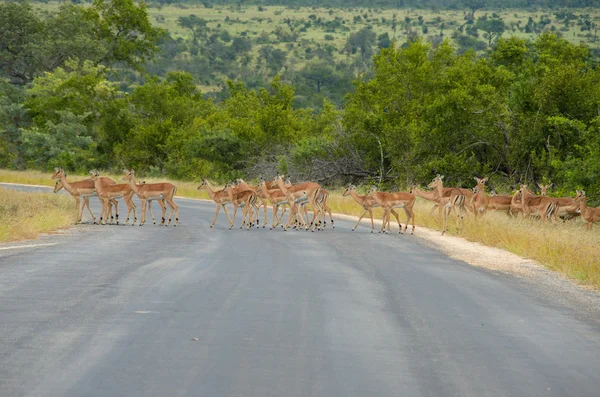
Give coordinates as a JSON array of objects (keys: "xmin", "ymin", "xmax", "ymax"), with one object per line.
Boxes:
[{"xmin": 1, "ymin": 183, "xmax": 600, "ymax": 397}]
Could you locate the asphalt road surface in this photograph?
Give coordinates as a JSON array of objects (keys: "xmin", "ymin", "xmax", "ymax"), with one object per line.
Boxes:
[{"xmin": 1, "ymin": 183, "xmax": 600, "ymax": 397}]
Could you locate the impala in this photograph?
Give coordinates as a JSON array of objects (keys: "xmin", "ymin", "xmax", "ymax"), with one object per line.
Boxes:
[
  {"xmin": 235, "ymin": 178, "xmax": 274, "ymax": 228},
  {"xmin": 51, "ymin": 167, "xmax": 119, "ymax": 224},
  {"xmin": 538, "ymin": 183, "xmax": 581, "ymax": 221},
  {"xmin": 519, "ymin": 184, "xmax": 557, "ymax": 222},
  {"xmin": 273, "ymin": 174, "xmax": 323, "ymax": 232},
  {"xmin": 198, "ymin": 179, "xmax": 234, "ymax": 228},
  {"xmin": 122, "ymin": 169, "xmax": 179, "ymax": 226},
  {"xmin": 470, "ymin": 186, "xmax": 512, "ymax": 216},
  {"xmin": 256, "ymin": 180, "xmax": 290, "ymax": 229},
  {"xmin": 428, "ymin": 175, "xmax": 466, "ymax": 235},
  {"xmin": 89, "ymin": 171, "xmax": 137, "ymax": 225},
  {"xmin": 576, "ymin": 191, "xmax": 600, "ymax": 230},
  {"xmin": 342, "ymin": 184, "xmax": 401, "ymax": 232},
  {"xmin": 368, "ymin": 186, "xmax": 416, "ymax": 235},
  {"xmin": 224, "ymin": 181, "xmax": 260, "ymax": 229}
]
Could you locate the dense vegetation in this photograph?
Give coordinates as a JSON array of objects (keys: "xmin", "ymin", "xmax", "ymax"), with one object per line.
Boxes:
[{"xmin": 1, "ymin": 0, "xmax": 600, "ymax": 203}]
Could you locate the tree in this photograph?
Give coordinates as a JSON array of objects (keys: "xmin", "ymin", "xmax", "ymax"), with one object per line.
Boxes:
[
  {"xmin": 464, "ymin": 0, "xmax": 485, "ymax": 20},
  {"xmin": 378, "ymin": 32, "xmax": 392, "ymax": 49},
  {"xmin": 476, "ymin": 17, "xmax": 506, "ymax": 47},
  {"xmin": 346, "ymin": 27, "xmax": 377, "ymax": 61},
  {"xmin": 299, "ymin": 61, "xmax": 340, "ymax": 93},
  {"xmin": 0, "ymin": 0, "xmax": 164, "ymax": 84},
  {"xmin": 0, "ymin": 2, "xmax": 45, "ymax": 84},
  {"xmin": 88, "ymin": 0, "xmax": 165, "ymax": 69},
  {"xmin": 177, "ymin": 15, "xmax": 208, "ymax": 45}
]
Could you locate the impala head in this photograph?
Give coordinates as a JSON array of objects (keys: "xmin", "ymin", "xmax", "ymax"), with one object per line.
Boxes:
[
  {"xmin": 236, "ymin": 178, "xmax": 245, "ymax": 184},
  {"xmin": 409, "ymin": 185, "xmax": 418, "ymax": 194},
  {"xmin": 537, "ymin": 183, "xmax": 552, "ymax": 196},
  {"xmin": 284, "ymin": 177, "xmax": 292, "ymax": 186},
  {"xmin": 273, "ymin": 173, "xmax": 284, "ymax": 183},
  {"xmin": 88, "ymin": 170, "xmax": 100, "ymax": 181},
  {"xmin": 428, "ymin": 174, "xmax": 444, "ymax": 189},
  {"xmin": 342, "ymin": 184, "xmax": 356, "ymax": 196},
  {"xmin": 474, "ymin": 177, "xmax": 488, "ymax": 190},
  {"xmin": 197, "ymin": 179, "xmax": 209, "ymax": 190},
  {"xmin": 53, "ymin": 179, "xmax": 64, "ymax": 193},
  {"xmin": 122, "ymin": 169, "xmax": 135, "ymax": 181},
  {"xmin": 51, "ymin": 167, "xmax": 65, "ymax": 180}
]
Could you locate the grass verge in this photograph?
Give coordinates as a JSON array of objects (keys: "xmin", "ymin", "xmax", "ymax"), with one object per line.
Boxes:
[
  {"xmin": 0, "ymin": 187, "xmax": 73, "ymax": 243},
  {"xmin": 2, "ymin": 169, "xmax": 599, "ymax": 288}
]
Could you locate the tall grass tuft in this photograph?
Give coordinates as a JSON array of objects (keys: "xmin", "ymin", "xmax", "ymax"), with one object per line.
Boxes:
[{"xmin": 0, "ymin": 187, "xmax": 73, "ymax": 242}]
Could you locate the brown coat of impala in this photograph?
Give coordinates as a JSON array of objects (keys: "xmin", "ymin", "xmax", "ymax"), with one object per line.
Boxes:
[
  {"xmin": 428, "ymin": 175, "xmax": 466, "ymax": 235},
  {"xmin": 236, "ymin": 178, "xmax": 276, "ymax": 228},
  {"xmin": 519, "ymin": 184, "xmax": 557, "ymax": 222},
  {"xmin": 577, "ymin": 191, "xmax": 600, "ymax": 230},
  {"xmin": 367, "ymin": 186, "xmax": 416, "ymax": 234},
  {"xmin": 470, "ymin": 186, "xmax": 512, "ymax": 216},
  {"xmin": 224, "ymin": 182, "xmax": 259, "ymax": 230},
  {"xmin": 198, "ymin": 180, "xmax": 233, "ymax": 228},
  {"xmin": 51, "ymin": 167, "xmax": 119, "ymax": 224},
  {"xmin": 342, "ymin": 185, "xmax": 400, "ymax": 232},
  {"xmin": 123, "ymin": 169, "xmax": 179, "ymax": 226},
  {"xmin": 273, "ymin": 174, "xmax": 323, "ymax": 231},
  {"xmin": 89, "ymin": 170, "xmax": 137, "ymax": 225},
  {"xmin": 256, "ymin": 181, "xmax": 290, "ymax": 229},
  {"xmin": 538, "ymin": 183, "xmax": 581, "ymax": 221}
]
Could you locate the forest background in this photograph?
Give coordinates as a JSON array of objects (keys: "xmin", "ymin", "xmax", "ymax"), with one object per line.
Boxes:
[{"xmin": 2, "ymin": 0, "xmax": 600, "ymax": 202}]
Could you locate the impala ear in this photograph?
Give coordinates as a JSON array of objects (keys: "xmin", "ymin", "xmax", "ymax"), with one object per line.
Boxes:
[
  {"xmin": 440, "ymin": 175, "xmax": 444, "ymax": 180},
  {"xmin": 473, "ymin": 177, "xmax": 479, "ymax": 182},
  {"xmin": 89, "ymin": 170, "xmax": 94, "ymax": 175},
  {"xmin": 549, "ymin": 183, "xmax": 553, "ymax": 188}
]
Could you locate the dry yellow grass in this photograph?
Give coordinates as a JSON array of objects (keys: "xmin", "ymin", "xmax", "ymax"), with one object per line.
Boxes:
[
  {"xmin": 327, "ymin": 189, "xmax": 600, "ymax": 287},
  {"xmin": 2, "ymin": 169, "xmax": 599, "ymax": 287},
  {"xmin": 0, "ymin": 187, "xmax": 73, "ymax": 243}
]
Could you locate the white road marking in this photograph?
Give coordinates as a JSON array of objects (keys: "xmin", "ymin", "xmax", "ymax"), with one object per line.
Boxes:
[
  {"xmin": 134, "ymin": 311, "xmax": 160, "ymax": 314},
  {"xmin": 0, "ymin": 182, "xmax": 52, "ymax": 189},
  {"xmin": 0, "ymin": 243, "xmax": 58, "ymax": 251}
]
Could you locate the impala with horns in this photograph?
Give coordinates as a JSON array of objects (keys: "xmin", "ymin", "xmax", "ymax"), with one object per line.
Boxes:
[{"xmin": 122, "ymin": 169, "xmax": 179, "ymax": 226}]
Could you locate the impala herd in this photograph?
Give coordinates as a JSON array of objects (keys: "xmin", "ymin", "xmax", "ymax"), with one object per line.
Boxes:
[{"xmin": 50, "ymin": 168, "xmax": 600, "ymax": 233}]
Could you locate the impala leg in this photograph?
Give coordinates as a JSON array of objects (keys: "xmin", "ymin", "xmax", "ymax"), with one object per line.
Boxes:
[
  {"xmin": 325, "ymin": 203, "xmax": 334, "ymax": 229},
  {"xmin": 230, "ymin": 204, "xmax": 239, "ymax": 229},
  {"xmin": 406, "ymin": 207, "xmax": 415, "ymax": 234},
  {"xmin": 100, "ymin": 198, "xmax": 109, "ymax": 225},
  {"xmin": 159, "ymin": 199, "xmax": 168, "ymax": 225},
  {"xmin": 139, "ymin": 199, "xmax": 147, "ymax": 226},
  {"xmin": 73, "ymin": 196, "xmax": 81, "ymax": 224},
  {"xmin": 210, "ymin": 204, "xmax": 221, "ymax": 227},
  {"xmin": 166, "ymin": 198, "xmax": 178, "ymax": 226},
  {"xmin": 78, "ymin": 197, "xmax": 87, "ymax": 224},
  {"xmin": 353, "ymin": 209, "xmax": 368, "ymax": 231},
  {"xmin": 146, "ymin": 200, "xmax": 155, "ymax": 224},
  {"xmin": 111, "ymin": 198, "xmax": 120, "ymax": 224},
  {"xmin": 378, "ymin": 209, "xmax": 387, "ymax": 233},
  {"xmin": 219, "ymin": 204, "xmax": 231, "ymax": 227},
  {"xmin": 83, "ymin": 197, "xmax": 96, "ymax": 224}
]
